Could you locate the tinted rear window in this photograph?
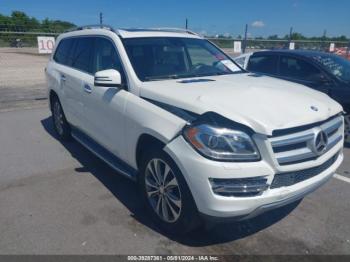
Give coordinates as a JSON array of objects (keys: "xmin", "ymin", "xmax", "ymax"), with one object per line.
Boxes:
[
  {"xmin": 248, "ymin": 54, "xmax": 278, "ymax": 75},
  {"xmin": 53, "ymin": 38, "xmax": 74, "ymax": 65}
]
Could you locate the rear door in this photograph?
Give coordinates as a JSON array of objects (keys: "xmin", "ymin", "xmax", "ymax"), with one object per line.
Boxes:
[
  {"xmin": 52, "ymin": 38, "xmax": 81, "ymax": 126},
  {"xmin": 65, "ymin": 37, "xmax": 95, "ymax": 130},
  {"xmin": 278, "ymin": 55, "xmax": 331, "ymax": 94}
]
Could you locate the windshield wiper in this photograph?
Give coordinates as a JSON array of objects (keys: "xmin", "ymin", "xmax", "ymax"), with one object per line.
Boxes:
[
  {"xmin": 144, "ymin": 74, "xmax": 182, "ymax": 81},
  {"xmin": 144, "ymin": 71, "xmax": 241, "ymax": 81}
]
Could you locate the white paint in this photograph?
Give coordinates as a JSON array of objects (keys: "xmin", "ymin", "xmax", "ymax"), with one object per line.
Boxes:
[
  {"xmin": 233, "ymin": 41, "xmax": 242, "ymax": 53},
  {"xmin": 329, "ymin": 43, "xmax": 335, "ymax": 52},
  {"xmin": 46, "ymin": 28, "xmax": 344, "ymax": 220},
  {"xmin": 37, "ymin": 36, "xmax": 55, "ymax": 54},
  {"xmin": 334, "ymin": 174, "xmax": 350, "ymax": 184}
]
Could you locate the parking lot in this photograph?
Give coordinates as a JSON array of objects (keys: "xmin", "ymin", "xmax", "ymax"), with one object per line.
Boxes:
[{"xmin": 0, "ymin": 48, "xmax": 350, "ymax": 255}]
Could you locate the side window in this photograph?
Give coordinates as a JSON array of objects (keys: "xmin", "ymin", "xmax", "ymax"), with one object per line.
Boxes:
[
  {"xmin": 92, "ymin": 37, "xmax": 123, "ymax": 74},
  {"xmin": 187, "ymin": 44, "xmax": 218, "ymax": 66},
  {"xmin": 247, "ymin": 54, "xmax": 278, "ymax": 75},
  {"xmin": 53, "ymin": 38, "xmax": 74, "ymax": 65},
  {"xmin": 279, "ymin": 56, "xmax": 321, "ymax": 81},
  {"xmin": 70, "ymin": 37, "xmax": 94, "ymax": 73}
]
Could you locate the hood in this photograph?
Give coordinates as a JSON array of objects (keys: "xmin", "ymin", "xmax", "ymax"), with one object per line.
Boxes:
[{"xmin": 140, "ymin": 73, "xmax": 343, "ymax": 135}]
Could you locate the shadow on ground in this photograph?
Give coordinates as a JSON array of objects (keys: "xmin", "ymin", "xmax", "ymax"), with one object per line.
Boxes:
[{"xmin": 41, "ymin": 116, "xmax": 300, "ymax": 247}]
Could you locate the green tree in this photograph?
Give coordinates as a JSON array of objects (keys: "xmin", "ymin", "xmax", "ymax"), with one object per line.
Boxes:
[
  {"xmin": 0, "ymin": 10, "xmax": 75, "ymax": 32},
  {"xmin": 267, "ymin": 34, "xmax": 279, "ymax": 40}
]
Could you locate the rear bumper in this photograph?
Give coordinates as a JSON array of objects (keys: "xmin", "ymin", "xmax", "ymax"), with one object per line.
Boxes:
[{"xmin": 164, "ymin": 136, "xmax": 343, "ymax": 220}]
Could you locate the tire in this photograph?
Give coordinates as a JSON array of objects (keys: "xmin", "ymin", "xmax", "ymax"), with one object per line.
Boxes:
[
  {"xmin": 51, "ymin": 96, "xmax": 71, "ymax": 141},
  {"xmin": 139, "ymin": 149, "xmax": 201, "ymax": 235},
  {"xmin": 344, "ymin": 114, "xmax": 350, "ymax": 146}
]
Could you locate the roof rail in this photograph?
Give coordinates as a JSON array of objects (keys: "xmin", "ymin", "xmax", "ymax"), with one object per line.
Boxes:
[
  {"xmin": 63, "ymin": 25, "xmax": 200, "ymax": 37},
  {"xmin": 64, "ymin": 24, "xmax": 116, "ymax": 33},
  {"xmin": 149, "ymin": 27, "xmax": 199, "ymax": 36}
]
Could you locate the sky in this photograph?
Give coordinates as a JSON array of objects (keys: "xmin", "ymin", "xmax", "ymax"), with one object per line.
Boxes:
[{"xmin": 1, "ymin": 0, "xmax": 349, "ymax": 37}]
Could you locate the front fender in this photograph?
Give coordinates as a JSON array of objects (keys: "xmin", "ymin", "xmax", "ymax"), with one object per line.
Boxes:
[{"xmin": 123, "ymin": 93, "xmax": 187, "ymax": 168}]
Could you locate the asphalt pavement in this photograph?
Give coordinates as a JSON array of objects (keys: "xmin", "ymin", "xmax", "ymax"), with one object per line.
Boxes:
[{"xmin": 0, "ymin": 106, "xmax": 349, "ymax": 255}]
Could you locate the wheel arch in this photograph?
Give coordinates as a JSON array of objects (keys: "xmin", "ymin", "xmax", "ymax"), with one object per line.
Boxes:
[
  {"xmin": 49, "ymin": 89, "xmax": 59, "ymax": 112},
  {"xmin": 135, "ymin": 133, "xmax": 166, "ymax": 170}
]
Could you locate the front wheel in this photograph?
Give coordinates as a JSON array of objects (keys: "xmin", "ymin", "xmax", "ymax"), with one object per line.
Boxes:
[
  {"xmin": 139, "ymin": 149, "xmax": 201, "ymax": 234},
  {"xmin": 344, "ymin": 114, "xmax": 350, "ymax": 145}
]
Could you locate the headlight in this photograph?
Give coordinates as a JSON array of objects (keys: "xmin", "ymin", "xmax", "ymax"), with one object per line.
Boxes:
[{"xmin": 183, "ymin": 123, "xmax": 260, "ymax": 161}]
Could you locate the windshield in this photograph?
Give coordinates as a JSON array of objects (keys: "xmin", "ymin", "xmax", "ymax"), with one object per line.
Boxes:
[
  {"xmin": 122, "ymin": 37, "xmax": 243, "ymax": 81},
  {"xmin": 312, "ymin": 53, "xmax": 350, "ymax": 82}
]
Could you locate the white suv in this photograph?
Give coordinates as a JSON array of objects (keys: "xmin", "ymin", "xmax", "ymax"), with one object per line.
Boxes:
[{"xmin": 46, "ymin": 25, "xmax": 344, "ymax": 233}]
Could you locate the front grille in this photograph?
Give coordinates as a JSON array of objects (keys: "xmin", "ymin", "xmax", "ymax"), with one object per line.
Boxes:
[
  {"xmin": 272, "ymin": 115, "xmax": 339, "ymax": 137},
  {"xmin": 269, "ymin": 115, "xmax": 343, "ymax": 166},
  {"xmin": 270, "ymin": 153, "xmax": 338, "ymax": 189}
]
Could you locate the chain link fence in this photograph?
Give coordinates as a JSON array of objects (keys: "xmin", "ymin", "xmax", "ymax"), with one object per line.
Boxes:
[
  {"xmin": 1, "ymin": 31, "xmax": 349, "ymax": 59},
  {"xmin": 0, "ymin": 31, "xmax": 57, "ymax": 48},
  {"xmin": 208, "ymin": 38, "xmax": 350, "ymax": 59}
]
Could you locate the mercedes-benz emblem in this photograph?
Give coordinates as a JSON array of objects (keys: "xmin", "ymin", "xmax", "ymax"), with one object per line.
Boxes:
[{"xmin": 313, "ymin": 130, "xmax": 328, "ymax": 155}]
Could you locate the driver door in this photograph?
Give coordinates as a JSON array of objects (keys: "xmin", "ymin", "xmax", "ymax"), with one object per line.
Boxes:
[{"xmin": 81, "ymin": 37, "xmax": 129, "ymax": 159}]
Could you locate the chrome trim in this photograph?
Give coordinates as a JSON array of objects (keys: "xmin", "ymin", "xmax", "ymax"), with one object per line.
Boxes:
[
  {"xmin": 269, "ymin": 115, "xmax": 343, "ymax": 166},
  {"xmin": 270, "ymin": 133, "xmax": 314, "ymax": 147},
  {"xmin": 209, "ymin": 177, "xmax": 269, "ymax": 196}
]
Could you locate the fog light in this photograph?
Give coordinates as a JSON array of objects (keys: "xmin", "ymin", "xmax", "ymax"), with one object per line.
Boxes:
[{"xmin": 209, "ymin": 177, "xmax": 269, "ymax": 197}]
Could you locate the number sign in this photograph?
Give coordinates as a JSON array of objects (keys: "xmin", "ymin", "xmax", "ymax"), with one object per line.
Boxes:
[{"xmin": 37, "ymin": 37, "xmax": 55, "ymax": 54}]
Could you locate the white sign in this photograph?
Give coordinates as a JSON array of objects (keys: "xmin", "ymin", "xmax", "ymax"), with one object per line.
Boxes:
[
  {"xmin": 329, "ymin": 43, "xmax": 335, "ymax": 52},
  {"xmin": 233, "ymin": 41, "xmax": 242, "ymax": 53},
  {"xmin": 37, "ymin": 36, "xmax": 55, "ymax": 54},
  {"xmin": 289, "ymin": 42, "xmax": 295, "ymax": 50}
]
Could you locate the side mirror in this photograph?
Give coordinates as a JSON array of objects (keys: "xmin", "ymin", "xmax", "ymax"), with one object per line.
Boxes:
[{"xmin": 94, "ymin": 69, "xmax": 122, "ymax": 88}]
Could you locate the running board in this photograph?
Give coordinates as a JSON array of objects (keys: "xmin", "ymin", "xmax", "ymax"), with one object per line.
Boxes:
[{"xmin": 71, "ymin": 128, "xmax": 138, "ymax": 181}]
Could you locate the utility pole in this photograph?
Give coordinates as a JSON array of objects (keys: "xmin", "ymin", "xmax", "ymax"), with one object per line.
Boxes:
[
  {"xmin": 289, "ymin": 27, "xmax": 293, "ymax": 42},
  {"xmin": 323, "ymin": 29, "xmax": 327, "ymax": 51},
  {"xmin": 243, "ymin": 24, "xmax": 248, "ymax": 53},
  {"xmin": 185, "ymin": 18, "xmax": 188, "ymax": 29},
  {"xmin": 99, "ymin": 12, "xmax": 103, "ymax": 27},
  {"xmin": 288, "ymin": 27, "xmax": 293, "ymax": 49}
]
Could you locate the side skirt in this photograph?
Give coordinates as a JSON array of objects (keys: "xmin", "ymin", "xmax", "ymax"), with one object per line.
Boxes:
[{"xmin": 71, "ymin": 127, "xmax": 138, "ymax": 181}]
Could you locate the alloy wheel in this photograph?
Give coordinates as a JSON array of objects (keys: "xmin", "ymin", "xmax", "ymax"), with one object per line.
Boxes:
[{"xmin": 145, "ymin": 158, "xmax": 182, "ymax": 223}]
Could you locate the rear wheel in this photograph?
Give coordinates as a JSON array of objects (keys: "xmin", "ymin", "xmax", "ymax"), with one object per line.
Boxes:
[
  {"xmin": 344, "ymin": 114, "xmax": 350, "ymax": 145},
  {"xmin": 51, "ymin": 96, "xmax": 71, "ymax": 141},
  {"xmin": 139, "ymin": 149, "xmax": 201, "ymax": 234}
]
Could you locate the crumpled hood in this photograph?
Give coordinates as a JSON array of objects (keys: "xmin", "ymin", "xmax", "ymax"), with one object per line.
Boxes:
[{"xmin": 140, "ymin": 73, "xmax": 343, "ymax": 135}]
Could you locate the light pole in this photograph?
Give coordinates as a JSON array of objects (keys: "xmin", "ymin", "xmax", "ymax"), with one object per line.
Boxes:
[
  {"xmin": 99, "ymin": 12, "xmax": 103, "ymax": 27},
  {"xmin": 243, "ymin": 24, "xmax": 248, "ymax": 53}
]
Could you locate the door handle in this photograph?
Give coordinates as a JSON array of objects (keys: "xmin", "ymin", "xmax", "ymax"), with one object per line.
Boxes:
[
  {"xmin": 83, "ymin": 84, "xmax": 92, "ymax": 93},
  {"xmin": 60, "ymin": 74, "xmax": 66, "ymax": 82}
]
